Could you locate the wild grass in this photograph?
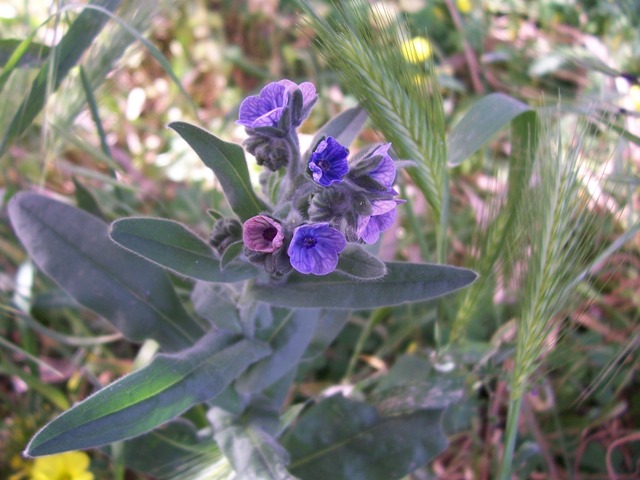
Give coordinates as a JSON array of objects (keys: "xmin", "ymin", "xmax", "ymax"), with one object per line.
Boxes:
[{"xmin": 1, "ymin": 0, "xmax": 638, "ymax": 478}]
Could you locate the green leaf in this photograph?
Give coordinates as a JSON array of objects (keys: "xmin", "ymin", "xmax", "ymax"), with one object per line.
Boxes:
[
  {"xmin": 308, "ymin": 106, "xmax": 368, "ymax": 151},
  {"xmin": 0, "ymin": 38, "xmax": 50, "ymax": 69},
  {"xmin": 335, "ymin": 244, "xmax": 386, "ymax": 280},
  {"xmin": 370, "ymin": 358, "xmax": 465, "ymax": 415},
  {"xmin": 209, "ymin": 407, "xmax": 300, "ymax": 480},
  {"xmin": 110, "ymin": 217, "xmax": 259, "ymax": 283},
  {"xmin": 247, "ymin": 262, "xmax": 477, "ymax": 309},
  {"xmin": 169, "ymin": 121, "xmax": 269, "ymax": 221},
  {"xmin": 284, "ymin": 394, "xmax": 447, "ymax": 480},
  {"xmin": 221, "ymin": 240, "xmax": 244, "ymax": 269},
  {"xmin": 447, "ymin": 93, "xmax": 533, "ymax": 166},
  {"xmin": 25, "ymin": 331, "xmax": 271, "ymax": 456},
  {"xmin": 191, "ymin": 281, "xmax": 243, "ymax": 334},
  {"xmin": 72, "ymin": 176, "xmax": 104, "ymax": 219},
  {"xmin": 301, "ymin": 310, "xmax": 350, "ymax": 362},
  {"xmin": 121, "ymin": 419, "xmax": 219, "ymax": 479},
  {"xmin": 0, "ymin": 0, "xmax": 121, "ymax": 156},
  {"xmin": 8, "ymin": 192, "xmax": 203, "ymax": 352},
  {"xmin": 235, "ymin": 309, "xmax": 319, "ymax": 395}
]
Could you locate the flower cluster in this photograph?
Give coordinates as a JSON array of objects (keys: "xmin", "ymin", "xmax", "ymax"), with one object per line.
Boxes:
[{"xmin": 223, "ymin": 79, "xmax": 403, "ymax": 276}]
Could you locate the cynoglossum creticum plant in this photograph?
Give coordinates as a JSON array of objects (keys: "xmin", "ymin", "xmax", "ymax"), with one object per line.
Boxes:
[
  {"xmin": 214, "ymin": 79, "xmax": 404, "ymax": 278},
  {"xmin": 9, "ymin": 78, "xmax": 477, "ymax": 479},
  {"xmin": 301, "ymin": 0, "xmax": 449, "ymax": 261}
]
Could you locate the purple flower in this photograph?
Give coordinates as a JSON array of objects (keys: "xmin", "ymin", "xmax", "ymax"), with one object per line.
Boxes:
[
  {"xmin": 243, "ymin": 215, "xmax": 285, "ymax": 253},
  {"xmin": 236, "ymin": 80, "xmax": 316, "ymax": 129},
  {"xmin": 357, "ymin": 200, "xmax": 400, "ymax": 244},
  {"xmin": 309, "ymin": 137, "xmax": 349, "ymax": 187},
  {"xmin": 288, "ymin": 223, "xmax": 347, "ymax": 275},
  {"xmin": 368, "ymin": 143, "xmax": 396, "ymax": 191}
]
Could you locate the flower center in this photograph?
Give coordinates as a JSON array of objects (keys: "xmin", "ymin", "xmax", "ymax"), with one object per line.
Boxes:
[
  {"xmin": 302, "ymin": 236, "xmax": 317, "ymax": 249},
  {"xmin": 318, "ymin": 159, "xmax": 331, "ymax": 172},
  {"xmin": 262, "ymin": 226, "xmax": 278, "ymax": 242}
]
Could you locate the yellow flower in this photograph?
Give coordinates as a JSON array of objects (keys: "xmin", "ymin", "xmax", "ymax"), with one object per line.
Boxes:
[
  {"xmin": 630, "ymin": 85, "xmax": 640, "ymax": 112},
  {"xmin": 457, "ymin": 0, "xmax": 472, "ymax": 14},
  {"xmin": 30, "ymin": 451, "xmax": 94, "ymax": 480},
  {"xmin": 400, "ymin": 36, "xmax": 432, "ymax": 64},
  {"xmin": 9, "ymin": 454, "xmax": 31, "ymax": 480}
]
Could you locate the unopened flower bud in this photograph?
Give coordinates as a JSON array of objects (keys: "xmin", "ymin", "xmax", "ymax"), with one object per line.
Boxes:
[
  {"xmin": 244, "ymin": 134, "xmax": 293, "ymax": 171},
  {"xmin": 210, "ymin": 217, "xmax": 242, "ymax": 254}
]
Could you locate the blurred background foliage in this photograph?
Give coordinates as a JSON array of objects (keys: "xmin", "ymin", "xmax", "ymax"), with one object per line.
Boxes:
[{"xmin": 0, "ymin": 0, "xmax": 638, "ymax": 478}]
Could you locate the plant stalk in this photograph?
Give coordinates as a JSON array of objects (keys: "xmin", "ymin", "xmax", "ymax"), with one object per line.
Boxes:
[{"xmin": 498, "ymin": 390, "xmax": 524, "ymax": 480}]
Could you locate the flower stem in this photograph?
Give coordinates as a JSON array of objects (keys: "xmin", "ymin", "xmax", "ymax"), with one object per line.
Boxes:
[
  {"xmin": 286, "ymin": 131, "xmax": 301, "ymax": 188},
  {"xmin": 498, "ymin": 390, "xmax": 523, "ymax": 480}
]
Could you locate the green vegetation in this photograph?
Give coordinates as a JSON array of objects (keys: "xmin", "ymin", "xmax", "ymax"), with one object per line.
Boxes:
[{"xmin": 1, "ymin": 1, "xmax": 638, "ymax": 478}]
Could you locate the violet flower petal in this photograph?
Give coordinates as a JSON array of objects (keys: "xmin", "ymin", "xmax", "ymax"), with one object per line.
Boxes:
[
  {"xmin": 243, "ymin": 215, "xmax": 285, "ymax": 253},
  {"xmin": 288, "ymin": 223, "xmax": 346, "ymax": 275}
]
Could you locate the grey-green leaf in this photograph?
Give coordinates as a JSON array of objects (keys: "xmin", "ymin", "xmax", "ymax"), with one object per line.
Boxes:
[
  {"xmin": 8, "ymin": 192, "xmax": 204, "ymax": 351},
  {"xmin": 247, "ymin": 262, "xmax": 477, "ymax": 309},
  {"xmin": 190, "ymin": 281, "xmax": 242, "ymax": 334},
  {"xmin": 25, "ymin": 331, "xmax": 271, "ymax": 456},
  {"xmin": 335, "ymin": 244, "xmax": 386, "ymax": 280},
  {"xmin": 169, "ymin": 121, "xmax": 269, "ymax": 220},
  {"xmin": 110, "ymin": 217, "xmax": 258, "ymax": 282},
  {"xmin": 447, "ymin": 93, "xmax": 533, "ymax": 166},
  {"xmin": 209, "ymin": 407, "xmax": 300, "ymax": 480},
  {"xmin": 284, "ymin": 394, "xmax": 447, "ymax": 480},
  {"xmin": 301, "ymin": 309, "xmax": 350, "ymax": 362},
  {"xmin": 221, "ymin": 240, "xmax": 244, "ymax": 269},
  {"xmin": 121, "ymin": 419, "xmax": 218, "ymax": 479},
  {"xmin": 309, "ymin": 106, "xmax": 368, "ymax": 151},
  {"xmin": 235, "ymin": 309, "xmax": 319, "ymax": 395}
]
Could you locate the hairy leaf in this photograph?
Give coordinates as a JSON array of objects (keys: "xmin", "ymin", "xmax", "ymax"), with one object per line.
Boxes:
[
  {"xmin": 121, "ymin": 419, "xmax": 219, "ymax": 479},
  {"xmin": 285, "ymin": 394, "xmax": 447, "ymax": 480},
  {"xmin": 110, "ymin": 217, "xmax": 258, "ymax": 283},
  {"xmin": 25, "ymin": 331, "xmax": 271, "ymax": 456},
  {"xmin": 191, "ymin": 282, "xmax": 242, "ymax": 334},
  {"xmin": 301, "ymin": 309, "xmax": 350, "ymax": 361},
  {"xmin": 308, "ymin": 106, "xmax": 368, "ymax": 152},
  {"xmin": 335, "ymin": 244, "xmax": 386, "ymax": 280},
  {"xmin": 209, "ymin": 407, "xmax": 299, "ymax": 480},
  {"xmin": 447, "ymin": 93, "xmax": 533, "ymax": 166},
  {"xmin": 235, "ymin": 309, "xmax": 319, "ymax": 395},
  {"xmin": 247, "ymin": 262, "xmax": 477, "ymax": 309},
  {"xmin": 8, "ymin": 192, "xmax": 203, "ymax": 351},
  {"xmin": 169, "ymin": 121, "xmax": 269, "ymax": 220}
]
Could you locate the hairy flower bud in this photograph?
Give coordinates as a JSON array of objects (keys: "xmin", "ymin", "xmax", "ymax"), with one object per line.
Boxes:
[
  {"xmin": 244, "ymin": 231, "xmax": 294, "ymax": 278},
  {"xmin": 308, "ymin": 188, "xmax": 351, "ymax": 223},
  {"xmin": 210, "ymin": 217, "xmax": 242, "ymax": 254},
  {"xmin": 244, "ymin": 134, "xmax": 293, "ymax": 171}
]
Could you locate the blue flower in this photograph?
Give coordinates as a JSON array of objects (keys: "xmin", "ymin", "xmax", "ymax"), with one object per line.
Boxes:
[
  {"xmin": 287, "ymin": 223, "xmax": 347, "ymax": 275},
  {"xmin": 367, "ymin": 143, "xmax": 396, "ymax": 190},
  {"xmin": 236, "ymin": 80, "xmax": 316, "ymax": 129},
  {"xmin": 357, "ymin": 200, "xmax": 401, "ymax": 244},
  {"xmin": 309, "ymin": 137, "xmax": 349, "ymax": 187}
]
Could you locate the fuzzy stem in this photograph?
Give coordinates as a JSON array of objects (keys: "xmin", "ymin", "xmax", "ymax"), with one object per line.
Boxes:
[
  {"xmin": 498, "ymin": 387, "xmax": 524, "ymax": 480},
  {"xmin": 286, "ymin": 130, "xmax": 301, "ymax": 183}
]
